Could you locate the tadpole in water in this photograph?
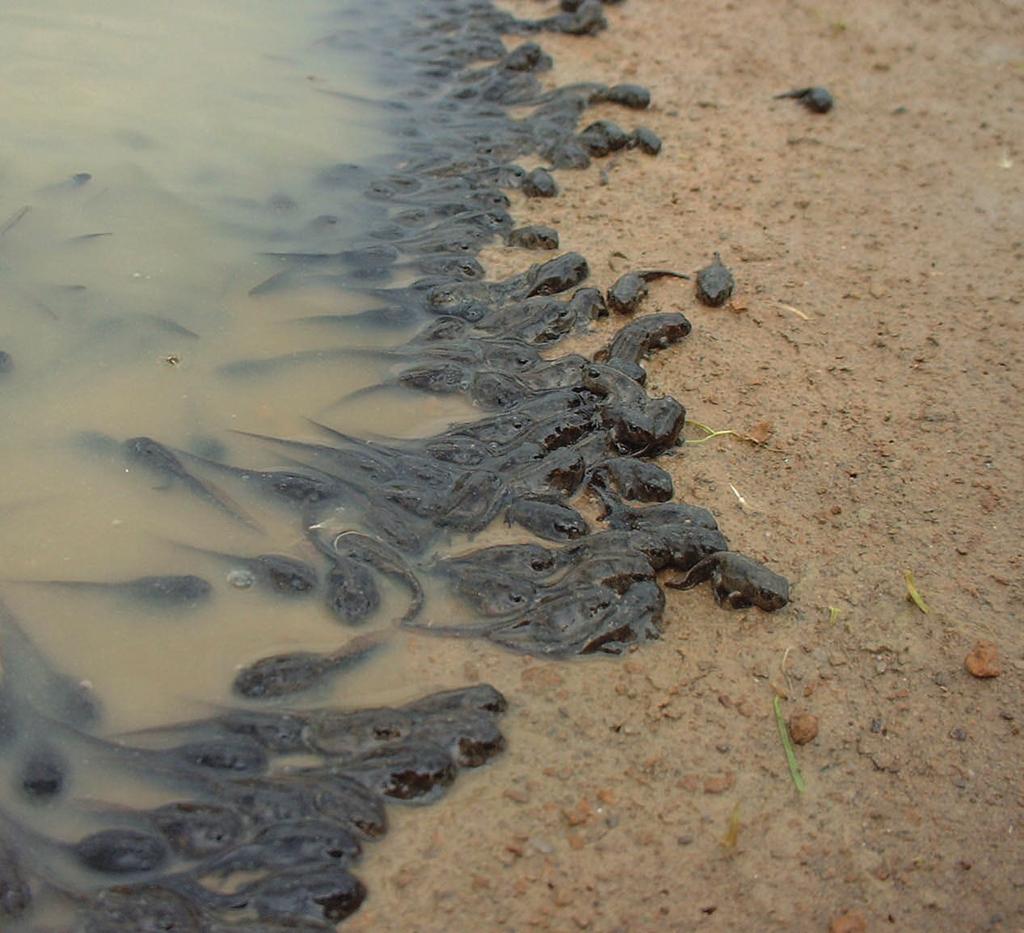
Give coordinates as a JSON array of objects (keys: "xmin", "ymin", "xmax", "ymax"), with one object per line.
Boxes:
[
  {"xmin": 18, "ymin": 744, "xmax": 68, "ymax": 801},
  {"xmin": 324, "ymin": 557, "xmax": 380, "ymax": 624},
  {"xmin": 200, "ymin": 819, "xmax": 361, "ymax": 877},
  {"xmin": 0, "ymin": 838, "xmax": 31, "ymax": 919},
  {"xmin": 0, "ymin": 600, "xmax": 103, "ymax": 726},
  {"xmin": 12, "ymin": 575, "xmax": 212, "ymax": 609},
  {"xmin": 169, "ymin": 542, "xmax": 319, "ymax": 596},
  {"xmin": 73, "ymin": 829, "xmax": 169, "ymax": 875},
  {"xmin": 0, "ymin": 807, "xmax": 168, "ymax": 878},
  {"xmin": 147, "ymin": 802, "xmax": 246, "ymax": 860},
  {"xmin": 232, "ymin": 632, "xmax": 385, "ymax": 701},
  {"xmin": 122, "ymin": 436, "xmax": 259, "ymax": 529}
]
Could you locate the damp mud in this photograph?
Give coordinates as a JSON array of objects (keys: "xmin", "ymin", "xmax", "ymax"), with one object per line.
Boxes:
[{"xmin": 3, "ymin": 0, "xmax": 1022, "ymax": 930}]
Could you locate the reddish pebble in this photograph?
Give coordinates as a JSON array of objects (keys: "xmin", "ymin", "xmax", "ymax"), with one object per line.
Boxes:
[
  {"xmin": 703, "ymin": 772, "xmax": 736, "ymax": 794},
  {"xmin": 964, "ymin": 641, "xmax": 1001, "ymax": 678},
  {"xmin": 788, "ymin": 711, "xmax": 819, "ymax": 745},
  {"xmin": 830, "ymin": 910, "xmax": 867, "ymax": 933}
]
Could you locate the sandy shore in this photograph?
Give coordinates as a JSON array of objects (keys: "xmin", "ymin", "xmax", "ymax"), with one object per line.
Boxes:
[{"xmin": 342, "ymin": 1, "xmax": 1024, "ymax": 930}]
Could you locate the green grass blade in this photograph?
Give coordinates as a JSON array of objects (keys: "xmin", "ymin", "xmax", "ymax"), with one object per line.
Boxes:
[{"xmin": 773, "ymin": 695, "xmax": 806, "ymax": 793}]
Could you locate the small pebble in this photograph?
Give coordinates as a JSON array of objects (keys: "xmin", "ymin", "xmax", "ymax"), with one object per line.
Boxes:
[
  {"xmin": 964, "ymin": 641, "xmax": 1001, "ymax": 678},
  {"xmin": 503, "ymin": 786, "xmax": 529, "ymax": 804},
  {"xmin": 702, "ymin": 772, "xmax": 735, "ymax": 794},
  {"xmin": 787, "ymin": 711, "xmax": 819, "ymax": 745},
  {"xmin": 829, "ymin": 910, "xmax": 867, "ymax": 933}
]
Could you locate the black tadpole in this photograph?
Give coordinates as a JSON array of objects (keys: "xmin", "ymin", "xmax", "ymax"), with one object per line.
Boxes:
[
  {"xmin": 695, "ymin": 252, "xmax": 735, "ymax": 307},
  {"xmin": 122, "ymin": 436, "xmax": 260, "ymax": 529},
  {"xmin": 774, "ymin": 86, "xmax": 834, "ymax": 113},
  {"xmin": 232, "ymin": 632, "xmax": 385, "ymax": 701},
  {"xmin": 7, "ymin": 575, "xmax": 212, "ymax": 608}
]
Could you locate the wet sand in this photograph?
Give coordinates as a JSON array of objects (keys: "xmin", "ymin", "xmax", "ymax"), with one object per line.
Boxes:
[{"xmin": 338, "ymin": 1, "xmax": 1024, "ymax": 930}]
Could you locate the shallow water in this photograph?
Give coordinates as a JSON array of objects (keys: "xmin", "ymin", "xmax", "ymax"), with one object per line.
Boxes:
[
  {"xmin": 0, "ymin": 1, "xmax": 521, "ymax": 926},
  {"xmin": 0, "ymin": 0, "xmax": 482, "ymax": 737}
]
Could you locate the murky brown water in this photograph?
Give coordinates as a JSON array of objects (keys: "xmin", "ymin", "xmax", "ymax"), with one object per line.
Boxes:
[{"xmin": 0, "ymin": 2, "xmax": 481, "ymax": 760}]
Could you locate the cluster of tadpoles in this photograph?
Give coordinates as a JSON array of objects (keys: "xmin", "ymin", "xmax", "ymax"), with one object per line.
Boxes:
[
  {"xmin": 0, "ymin": 0, "xmax": 798, "ymax": 926},
  {"xmin": 0, "ymin": 599, "xmax": 507, "ymax": 929}
]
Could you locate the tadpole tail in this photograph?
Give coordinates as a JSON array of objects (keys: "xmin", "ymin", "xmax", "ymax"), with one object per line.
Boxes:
[
  {"xmin": 636, "ymin": 270, "xmax": 691, "ymax": 282},
  {"xmin": 299, "ymin": 346, "xmax": 399, "ymax": 362},
  {"xmin": 300, "ymin": 419, "xmax": 407, "ymax": 469},
  {"xmin": 329, "ymin": 530, "xmax": 425, "ymax": 624},
  {"xmin": 248, "ymin": 269, "xmax": 296, "ymax": 296},
  {"xmin": 109, "ymin": 717, "xmax": 207, "ymax": 741},
  {"xmin": 663, "ymin": 566, "xmax": 701, "ymax": 590},
  {"xmin": 294, "ymin": 306, "xmax": 416, "ymax": 329},
  {"xmin": 125, "ymin": 438, "xmax": 263, "ymax": 532},
  {"xmin": 773, "ymin": 88, "xmax": 809, "ymax": 100},
  {"xmin": 587, "ymin": 482, "xmax": 620, "ymax": 521},
  {"xmin": 303, "ymin": 418, "xmax": 373, "ymax": 449},
  {"xmin": 0, "ymin": 205, "xmax": 30, "ymax": 239},
  {"xmin": 217, "ymin": 347, "xmax": 357, "ymax": 379},
  {"xmin": 184, "ymin": 476, "xmax": 263, "ymax": 534},
  {"xmin": 317, "ymin": 380, "xmax": 393, "ymax": 414},
  {"xmin": 400, "ymin": 617, "xmax": 508, "ymax": 638},
  {"xmin": 152, "ymin": 537, "xmax": 235, "ymax": 565},
  {"xmin": 230, "ymin": 429, "xmax": 338, "ymax": 458},
  {"xmin": 326, "ymin": 631, "xmax": 388, "ymax": 667}
]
